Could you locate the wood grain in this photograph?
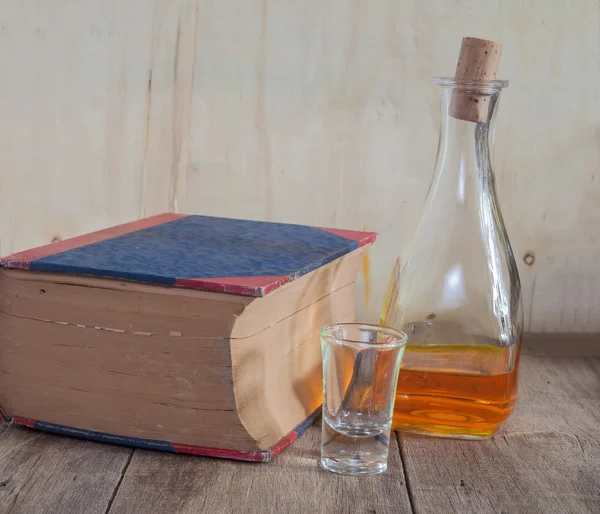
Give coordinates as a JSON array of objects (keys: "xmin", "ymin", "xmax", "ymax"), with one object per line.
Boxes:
[
  {"xmin": 107, "ymin": 421, "xmax": 412, "ymax": 514},
  {"xmin": 0, "ymin": 0, "xmax": 197, "ymax": 251},
  {"xmin": 138, "ymin": 0, "xmax": 198, "ymax": 217},
  {"xmin": 0, "ymin": 1, "xmax": 597, "ymax": 331},
  {"xmin": 399, "ymin": 334, "xmax": 600, "ymax": 514},
  {"xmin": 0, "ymin": 425, "xmax": 132, "ymax": 514},
  {"xmin": 185, "ymin": 0, "xmax": 600, "ymax": 331},
  {"xmin": 0, "ymin": 334, "xmax": 597, "ymax": 513}
]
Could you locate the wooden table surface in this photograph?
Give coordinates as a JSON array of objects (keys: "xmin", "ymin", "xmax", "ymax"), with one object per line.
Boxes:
[{"xmin": 0, "ymin": 334, "xmax": 598, "ymax": 514}]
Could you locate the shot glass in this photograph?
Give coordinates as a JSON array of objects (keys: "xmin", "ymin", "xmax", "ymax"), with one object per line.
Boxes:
[{"xmin": 320, "ymin": 323, "xmax": 407, "ymax": 476}]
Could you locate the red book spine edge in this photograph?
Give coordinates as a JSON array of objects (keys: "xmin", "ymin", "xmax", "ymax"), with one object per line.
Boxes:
[{"xmin": 6, "ymin": 409, "xmax": 319, "ymax": 462}]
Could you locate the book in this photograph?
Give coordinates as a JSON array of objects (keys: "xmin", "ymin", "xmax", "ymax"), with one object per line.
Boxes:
[{"xmin": 0, "ymin": 213, "xmax": 376, "ymax": 461}]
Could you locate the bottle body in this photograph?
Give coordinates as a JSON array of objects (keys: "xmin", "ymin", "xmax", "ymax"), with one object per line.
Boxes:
[{"xmin": 381, "ymin": 78, "xmax": 523, "ymax": 439}]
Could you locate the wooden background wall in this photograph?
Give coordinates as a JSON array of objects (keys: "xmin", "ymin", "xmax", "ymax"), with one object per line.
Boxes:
[{"xmin": 1, "ymin": 0, "xmax": 598, "ymax": 332}]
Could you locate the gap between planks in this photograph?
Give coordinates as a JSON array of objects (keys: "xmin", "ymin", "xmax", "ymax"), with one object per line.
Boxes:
[
  {"xmin": 104, "ymin": 448, "xmax": 135, "ymax": 514},
  {"xmin": 395, "ymin": 431, "xmax": 417, "ymax": 514},
  {"xmin": 103, "ymin": 421, "xmax": 413, "ymax": 514}
]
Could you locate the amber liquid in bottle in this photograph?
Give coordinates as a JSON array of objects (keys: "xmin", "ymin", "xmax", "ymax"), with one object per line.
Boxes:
[
  {"xmin": 387, "ymin": 322, "xmax": 521, "ymax": 438},
  {"xmin": 381, "ymin": 67, "xmax": 524, "ymax": 438}
]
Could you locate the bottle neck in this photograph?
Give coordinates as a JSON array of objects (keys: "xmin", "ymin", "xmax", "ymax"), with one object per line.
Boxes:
[{"xmin": 431, "ymin": 86, "xmax": 502, "ymax": 204}]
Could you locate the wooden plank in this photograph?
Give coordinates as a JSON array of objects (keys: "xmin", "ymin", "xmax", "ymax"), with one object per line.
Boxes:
[
  {"xmin": 0, "ymin": 0, "xmax": 196, "ymax": 255},
  {"xmin": 108, "ymin": 422, "xmax": 412, "ymax": 514},
  {"xmin": 0, "ymin": 334, "xmax": 597, "ymax": 514},
  {"xmin": 185, "ymin": 0, "xmax": 600, "ymax": 331},
  {"xmin": 399, "ymin": 334, "xmax": 600, "ymax": 514},
  {"xmin": 0, "ymin": 1, "xmax": 597, "ymax": 331},
  {"xmin": 138, "ymin": 0, "xmax": 198, "ymax": 217},
  {"xmin": 0, "ymin": 425, "xmax": 132, "ymax": 514}
]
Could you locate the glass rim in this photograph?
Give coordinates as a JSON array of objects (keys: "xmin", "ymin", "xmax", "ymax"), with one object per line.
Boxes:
[
  {"xmin": 433, "ymin": 77, "xmax": 508, "ymax": 91},
  {"xmin": 320, "ymin": 323, "xmax": 408, "ymax": 349}
]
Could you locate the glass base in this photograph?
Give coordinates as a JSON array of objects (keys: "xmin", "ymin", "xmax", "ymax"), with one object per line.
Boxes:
[
  {"xmin": 320, "ymin": 457, "xmax": 387, "ymax": 476},
  {"xmin": 394, "ymin": 421, "xmax": 497, "ymax": 440},
  {"xmin": 320, "ymin": 420, "xmax": 392, "ymax": 476}
]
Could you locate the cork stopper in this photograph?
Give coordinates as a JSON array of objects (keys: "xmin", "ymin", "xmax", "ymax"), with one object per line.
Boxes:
[{"xmin": 450, "ymin": 37, "xmax": 502, "ymax": 123}]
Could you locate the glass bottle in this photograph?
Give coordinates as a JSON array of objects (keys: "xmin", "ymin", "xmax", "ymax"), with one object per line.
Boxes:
[{"xmin": 380, "ymin": 77, "xmax": 523, "ymax": 439}]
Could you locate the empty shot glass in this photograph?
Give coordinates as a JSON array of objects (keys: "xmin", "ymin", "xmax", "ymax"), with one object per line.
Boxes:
[{"xmin": 320, "ymin": 323, "xmax": 407, "ymax": 476}]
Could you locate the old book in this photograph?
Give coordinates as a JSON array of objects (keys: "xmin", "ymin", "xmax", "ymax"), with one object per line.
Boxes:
[{"xmin": 0, "ymin": 213, "xmax": 375, "ymax": 461}]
